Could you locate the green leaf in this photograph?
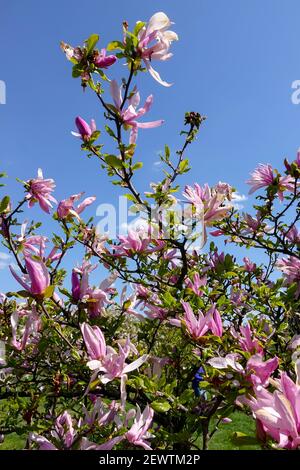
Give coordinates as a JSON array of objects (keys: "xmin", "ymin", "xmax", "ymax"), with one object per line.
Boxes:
[
  {"xmin": 132, "ymin": 162, "xmax": 143, "ymax": 171},
  {"xmin": 85, "ymin": 34, "xmax": 99, "ymax": 54},
  {"xmin": 179, "ymin": 389, "xmax": 194, "ymax": 404},
  {"xmin": 163, "ymin": 291, "xmax": 176, "ymax": 307},
  {"xmin": 96, "ymin": 69, "xmax": 109, "ymax": 81},
  {"xmin": 124, "ymin": 193, "xmax": 137, "ymax": 202},
  {"xmin": 89, "ymin": 378, "xmax": 101, "ymax": 390},
  {"xmin": 106, "ymin": 40, "xmax": 125, "ymax": 51},
  {"xmin": 105, "ymin": 155, "xmax": 124, "ymax": 169},
  {"xmin": 179, "ymin": 159, "xmax": 189, "ymax": 173},
  {"xmin": 224, "ymin": 271, "xmax": 237, "ymax": 279},
  {"xmin": 165, "ymin": 145, "xmax": 170, "ymax": 159},
  {"xmin": 43, "ymin": 285, "xmax": 55, "ymax": 298},
  {"xmin": 0, "ymin": 195, "xmax": 10, "ymax": 213},
  {"xmin": 133, "ymin": 21, "xmax": 146, "ymax": 37},
  {"xmin": 72, "ymin": 64, "xmax": 83, "ymax": 78},
  {"xmin": 105, "ymin": 125, "xmax": 117, "ymax": 140},
  {"xmin": 151, "ymin": 400, "xmax": 171, "ymax": 413},
  {"xmin": 90, "ymin": 130, "xmax": 100, "ymax": 142},
  {"xmin": 125, "ymin": 31, "xmax": 139, "ymax": 47}
]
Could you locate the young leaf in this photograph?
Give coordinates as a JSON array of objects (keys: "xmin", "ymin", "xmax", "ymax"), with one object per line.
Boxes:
[
  {"xmin": 132, "ymin": 162, "xmax": 143, "ymax": 171},
  {"xmin": 0, "ymin": 195, "xmax": 10, "ymax": 213},
  {"xmin": 151, "ymin": 400, "xmax": 171, "ymax": 413},
  {"xmin": 106, "ymin": 41, "xmax": 125, "ymax": 51},
  {"xmin": 105, "ymin": 155, "xmax": 124, "ymax": 169},
  {"xmin": 85, "ymin": 34, "xmax": 99, "ymax": 54}
]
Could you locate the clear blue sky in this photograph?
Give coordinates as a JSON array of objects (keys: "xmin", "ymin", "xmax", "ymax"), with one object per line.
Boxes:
[{"xmin": 1, "ymin": 0, "xmax": 300, "ymax": 290}]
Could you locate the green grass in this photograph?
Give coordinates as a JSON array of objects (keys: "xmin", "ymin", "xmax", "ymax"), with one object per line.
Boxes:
[
  {"xmin": 0, "ymin": 433, "xmax": 25, "ymax": 450},
  {"xmin": 209, "ymin": 411, "xmax": 261, "ymax": 450}
]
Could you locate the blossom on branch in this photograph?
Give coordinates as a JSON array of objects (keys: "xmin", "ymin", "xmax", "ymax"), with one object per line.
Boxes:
[
  {"xmin": 137, "ymin": 12, "xmax": 178, "ymax": 87},
  {"xmin": 26, "ymin": 169, "xmax": 57, "ymax": 214},
  {"xmin": 110, "ymin": 80, "xmax": 164, "ymax": 144}
]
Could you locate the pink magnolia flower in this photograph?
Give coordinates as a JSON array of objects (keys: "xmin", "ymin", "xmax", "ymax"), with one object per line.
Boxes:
[
  {"xmin": 80, "ymin": 323, "xmax": 106, "ymax": 361},
  {"xmin": 180, "ymin": 301, "xmax": 209, "ymax": 339},
  {"xmin": 137, "ymin": 12, "xmax": 178, "ymax": 87},
  {"xmin": 183, "ymin": 183, "xmax": 231, "ymax": 226},
  {"xmin": 177, "ymin": 301, "xmax": 223, "ymax": 340},
  {"xmin": 71, "ymin": 270, "xmax": 81, "ymax": 302},
  {"xmin": 20, "ymin": 234, "xmax": 47, "ymax": 257},
  {"xmin": 81, "ymin": 398, "xmax": 119, "ymax": 428},
  {"xmin": 276, "ymin": 256, "xmax": 300, "ymax": 296},
  {"xmin": 125, "ymin": 405, "xmax": 154, "ymax": 450},
  {"xmin": 163, "ymin": 248, "xmax": 180, "ymax": 269},
  {"xmin": 208, "ymin": 353, "xmax": 244, "ymax": 373},
  {"xmin": 144, "ymin": 304, "xmax": 169, "ymax": 320},
  {"xmin": 30, "ymin": 411, "xmax": 75, "ymax": 450},
  {"xmin": 11, "ymin": 306, "xmax": 41, "ymax": 351},
  {"xmin": 214, "ymin": 181, "xmax": 233, "ymax": 200},
  {"xmin": 81, "ymin": 228, "xmax": 108, "ymax": 256},
  {"xmin": 87, "ymin": 338, "xmax": 148, "ymax": 384},
  {"xmin": 277, "ymin": 175, "xmax": 295, "ymax": 201},
  {"xmin": 71, "ymin": 261, "xmax": 97, "ymax": 300},
  {"xmin": 246, "ymin": 354, "xmax": 279, "ymax": 387},
  {"xmin": 208, "ymin": 353, "xmax": 278, "ymax": 388},
  {"xmin": 233, "ymin": 322, "xmax": 263, "ymax": 355},
  {"xmin": 230, "ymin": 288, "xmax": 248, "ymax": 308},
  {"xmin": 284, "ymin": 148, "xmax": 300, "ymax": 173},
  {"xmin": 26, "ymin": 168, "xmax": 57, "ymax": 214},
  {"xmin": 284, "ymin": 225, "xmax": 300, "ymax": 244},
  {"xmin": 57, "ymin": 192, "xmax": 96, "ymax": 220},
  {"xmin": 55, "ymin": 411, "xmax": 76, "ymax": 448},
  {"xmin": 243, "ymin": 257, "xmax": 257, "ymax": 273},
  {"xmin": 18, "ymin": 222, "xmax": 62, "ymax": 262},
  {"xmin": 207, "ymin": 304, "xmax": 223, "ymax": 337},
  {"xmin": 113, "ymin": 228, "xmax": 165, "ymax": 257},
  {"xmin": 10, "ymin": 255, "xmax": 50, "ymax": 296},
  {"xmin": 288, "ymin": 334, "xmax": 300, "ymax": 350},
  {"xmin": 243, "ymin": 212, "xmax": 262, "ymax": 233},
  {"xmin": 134, "ymin": 284, "xmax": 152, "ymax": 305},
  {"xmin": 93, "ymin": 48, "xmax": 117, "ymax": 68},
  {"xmin": 208, "ymin": 250, "xmax": 225, "ymax": 269},
  {"xmin": 243, "ymin": 360, "xmax": 300, "ymax": 449},
  {"xmin": 185, "ymin": 273, "xmax": 207, "ymax": 296},
  {"xmin": 246, "ymin": 164, "xmax": 274, "ymax": 194},
  {"xmin": 72, "ymin": 263, "xmax": 115, "ymax": 316},
  {"xmin": 145, "ymin": 356, "xmax": 170, "ymax": 379},
  {"xmin": 29, "ymin": 433, "xmax": 57, "ymax": 450},
  {"xmin": 110, "ymin": 80, "xmax": 164, "ymax": 144},
  {"xmin": 72, "ymin": 116, "xmax": 96, "ymax": 141},
  {"xmin": 85, "ymin": 287, "xmax": 112, "ymax": 318},
  {"xmin": 80, "ymin": 436, "xmax": 124, "ymax": 450}
]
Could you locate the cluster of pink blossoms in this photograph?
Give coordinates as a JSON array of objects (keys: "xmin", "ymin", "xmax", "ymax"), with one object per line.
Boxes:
[
  {"xmin": 30, "ymin": 401, "xmax": 154, "ymax": 450},
  {"xmin": 240, "ymin": 361, "xmax": 300, "ymax": 449},
  {"xmin": 246, "ymin": 160, "xmax": 297, "ymax": 201},
  {"xmin": 71, "ymin": 262, "xmax": 116, "ymax": 317},
  {"xmin": 81, "ymin": 323, "xmax": 148, "ymax": 385},
  {"xmin": 207, "ymin": 323, "xmax": 300, "ymax": 448}
]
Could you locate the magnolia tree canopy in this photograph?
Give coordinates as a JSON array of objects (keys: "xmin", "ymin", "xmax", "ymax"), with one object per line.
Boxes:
[{"xmin": 1, "ymin": 11, "xmax": 300, "ymax": 451}]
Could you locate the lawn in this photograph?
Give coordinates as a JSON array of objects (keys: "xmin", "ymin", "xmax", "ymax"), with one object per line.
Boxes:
[{"xmin": 208, "ymin": 411, "xmax": 261, "ymax": 450}]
